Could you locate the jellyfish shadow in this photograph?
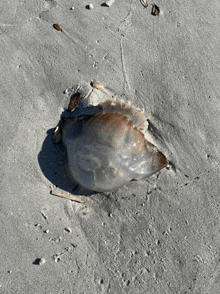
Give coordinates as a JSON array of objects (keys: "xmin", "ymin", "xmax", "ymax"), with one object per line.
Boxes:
[
  {"xmin": 38, "ymin": 127, "xmax": 97, "ymax": 195},
  {"xmin": 38, "ymin": 102, "xmax": 103, "ymax": 196}
]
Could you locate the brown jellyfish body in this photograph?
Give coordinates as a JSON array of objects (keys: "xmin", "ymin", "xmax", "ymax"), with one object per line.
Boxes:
[{"xmin": 54, "ymin": 94, "xmax": 168, "ymax": 192}]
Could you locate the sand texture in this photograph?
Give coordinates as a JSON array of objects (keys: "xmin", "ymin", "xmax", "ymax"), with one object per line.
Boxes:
[{"xmin": 0, "ymin": 0, "xmax": 220, "ymax": 293}]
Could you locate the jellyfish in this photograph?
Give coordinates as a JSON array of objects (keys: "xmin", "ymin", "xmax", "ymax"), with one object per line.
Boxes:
[{"xmin": 53, "ymin": 92, "xmax": 168, "ymax": 192}]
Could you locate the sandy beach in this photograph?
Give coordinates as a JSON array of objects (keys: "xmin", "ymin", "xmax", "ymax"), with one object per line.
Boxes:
[{"xmin": 1, "ymin": 0, "xmax": 220, "ymax": 293}]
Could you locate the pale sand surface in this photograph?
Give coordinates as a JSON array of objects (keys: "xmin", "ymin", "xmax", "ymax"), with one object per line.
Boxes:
[{"xmin": 1, "ymin": 1, "xmax": 220, "ymax": 293}]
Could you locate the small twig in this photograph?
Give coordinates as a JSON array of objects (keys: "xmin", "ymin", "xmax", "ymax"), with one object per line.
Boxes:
[
  {"xmin": 51, "ymin": 190, "xmax": 84, "ymax": 203},
  {"xmin": 52, "ymin": 126, "xmax": 62, "ymax": 144}
]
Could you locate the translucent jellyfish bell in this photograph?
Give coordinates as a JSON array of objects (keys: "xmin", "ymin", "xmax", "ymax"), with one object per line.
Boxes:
[{"xmin": 54, "ymin": 94, "xmax": 168, "ymax": 192}]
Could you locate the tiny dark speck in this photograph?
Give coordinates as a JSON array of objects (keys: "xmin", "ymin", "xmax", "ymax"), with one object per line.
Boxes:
[{"xmin": 33, "ymin": 258, "xmax": 41, "ymax": 265}]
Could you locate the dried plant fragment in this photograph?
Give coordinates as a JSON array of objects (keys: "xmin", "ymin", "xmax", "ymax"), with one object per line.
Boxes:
[
  {"xmin": 68, "ymin": 92, "xmax": 81, "ymax": 111},
  {"xmin": 140, "ymin": 0, "xmax": 148, "ymax": 8},
  {"xmin": 152, "ymin": 4, "xmax": 160, "ymax": 15},
  {"xmin": 92, "ymin": 81, "xmax": 104, "ymax": 90},
  {"xmin": 51, "ymin": 190, "xmax": 84, "ymax": 203},
  {"xmin": 53, "ymin": 24, "xmax": 62, "ymax": 31},
  {"xmin": 52, "ymin": 126, "xmax": 62, "ymax": 143}
]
